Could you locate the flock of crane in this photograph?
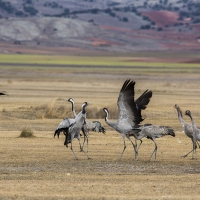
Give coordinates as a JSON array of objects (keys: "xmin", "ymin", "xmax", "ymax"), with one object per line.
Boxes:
[
  {"xmin": 1, "ymin": 79, "xmax": 200, "ymax": 161},
  {"xmin": 53, "ymin": 79, "xmax": 200, "ymax": 161}
]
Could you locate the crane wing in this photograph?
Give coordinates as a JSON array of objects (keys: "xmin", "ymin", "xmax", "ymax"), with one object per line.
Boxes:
[
  {"xmin": 117, "ymin": 79, "xmax": 142, "ymax": 125},
  {"xmin": 135, "ymin": 89, "xmax": 152, "ymax": 122},
  {"xmin": 54, "ymin": 118, "xmax": 75, "ymax": 138}
]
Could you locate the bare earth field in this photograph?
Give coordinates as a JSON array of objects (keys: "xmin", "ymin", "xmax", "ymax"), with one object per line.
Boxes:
[{"xmin": 0, "ymin": 62, "xmax": 200, "ymax": 199}]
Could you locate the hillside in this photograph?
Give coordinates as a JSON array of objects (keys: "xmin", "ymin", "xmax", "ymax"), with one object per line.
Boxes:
[{"xmin": 0, "ymin": 0, "xmax": 200, "ymax": 53}]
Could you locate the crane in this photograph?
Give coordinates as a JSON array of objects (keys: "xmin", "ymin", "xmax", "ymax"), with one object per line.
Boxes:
[
  {"xmin": 185, "ymin": 110, "xmax": 200, "ymax": 160},
  {"xmin": 174, "ymin": 104, "xmax": 200, "ymax": 158},
  {"xmin": 67, "ymin": 98, "xmax": 105, "ymax": 152},
  {"xmin": 54, "ymin": 102, "xmax": 90, "ymax": 160},
  {"xmin": 103, "ymin": 79, "xmax": 152, "ymax": 160},
  {"xmin": 130, "ymin": 125, "xmax": 175, "ymax": 161},
  {"xmin": 68, "ymin": 98, "xmax": 105, "ymax": 134}
]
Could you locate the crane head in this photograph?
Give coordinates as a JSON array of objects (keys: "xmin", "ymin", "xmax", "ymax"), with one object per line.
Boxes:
[
  {"xmin": 174, "ymin": 104, "xmax": 179, "ymax": 108},
  {"xmin": 103, "ymin": 108, "xmax": 108, "ymax": 112},
  {"xmin": 67, "ymin": 98, "xmax": 74, "ymax": 103},
  {"xmin": 83, "ymin": 102, "xmax": 89, "ymax": 107},
  {"xmin": 185, "ymin": 110, "xmax": 191, "ymax": 116}
]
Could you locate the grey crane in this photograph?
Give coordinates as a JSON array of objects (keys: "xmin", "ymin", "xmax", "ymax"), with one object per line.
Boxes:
[
  {"xmin": 67, "ymin": 98, "xmax": 106, "ymax": 152},
  {"xmin": 54, "ymin": 102, "xmax": 90, "ymax": 160},
  {"xmin": 174, "ymin": 104, "xmax": 200, "ymax": 158},
  {"xmin": 68, "ymin": 98, "xmax": 105, "ymax": 133},
  {"xmin": 130, "ymin": 125, "xmax": 175, "ymax": 161},
  {"xmin": 185, "ymin": 110, "xmax": 200, "ymax": 160},
  {"xmin": 103, "ymin": 79, "xmax": 152, "ymax": 160}
]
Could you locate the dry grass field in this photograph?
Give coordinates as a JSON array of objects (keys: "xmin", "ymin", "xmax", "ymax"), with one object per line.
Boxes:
[{"xmin": 0, "ymin": 59, "xmax": 200, "ymax": 199}]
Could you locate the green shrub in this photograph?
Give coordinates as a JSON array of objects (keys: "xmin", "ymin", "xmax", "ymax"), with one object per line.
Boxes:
[{"xmin": 19, "ymin": 127, "xmax": 34, "ymax": 138}]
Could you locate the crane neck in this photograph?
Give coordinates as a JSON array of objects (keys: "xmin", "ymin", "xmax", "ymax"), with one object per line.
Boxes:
[
  {"xmin": 71, "ymin": 101, "xmax": 76, "ymax": 118},
  {"xmin": 188, "ymin": 113, "xmax": 197, "ymax": 129},
  {"xmin": 104, "ymin": 110, "xmax": 118, "ymax": 130},
  {"xmin": 82, "ymin": 104, "xmax": 87, "ymax": 114},
  {"xmin": 104, "ymin": 110, "xmax": 109, "ymax": 122},
  {"xmin": 176, "ymin": 106, "xmax": 185, "ymax": 124}
]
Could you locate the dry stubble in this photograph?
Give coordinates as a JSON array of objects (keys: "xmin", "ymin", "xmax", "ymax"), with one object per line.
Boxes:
[{"xmin": 0, "ymin": 66, "xmax": 200, "ymax": 199}]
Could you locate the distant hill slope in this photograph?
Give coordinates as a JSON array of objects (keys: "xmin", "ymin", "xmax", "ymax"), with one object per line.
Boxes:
[{"xmin": 0, "ymin": 0, "xmax": 200, "ymax": 53}]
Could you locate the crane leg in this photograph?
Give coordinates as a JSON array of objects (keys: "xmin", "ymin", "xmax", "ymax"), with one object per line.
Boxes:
[
  {"xmin": 182, "ymin": 139, "xmax": 197, "ymax": 158},
  {"xmin": 197, "ymin": 141, "xmax": 200, "ymax": 148},
  {"xmin": 149, "ymin": 138, "xmax": 157, "ymax": 161},
  {"xmin": 82, "ymin": 133, "xmax": 88, "ymax": 153},
  {"xmin": 64, "ymin": 135, "xmax": 68, "ymax": 147},
  {"xmin": 78, "ymin": 138, "xmax": 91, "ymax": 160},
  {"xmin": 128, "ymin": 137, "xmax": 138, "ymax": 160},
  {"xmin": 135, "ymin": 139, "xmax": 142, "ymax": 151},
  {"xmin": 118, "ymin": 140, "xmax": 126, "ymax": 161},
  {"xmin": 70, "ymin": 140, "xmax": 78, "ymax": 160},
  {"xmin": 182, "ymin": 146, "xmax": 197, "ymax": 159},
  {"xmin": 81, "ymin": 127, "xmax": 89, "ymax": 152},
  {"xmin": 81, "ymin": 149, "xmax": 91, "ymax": 159},
  {"xmin": 182, "ymin": 149, "xmax": 195, "ymax": 158},
  {"xmin": 192, "ymin": 141, "xmax": 198, "ymax": 160}
]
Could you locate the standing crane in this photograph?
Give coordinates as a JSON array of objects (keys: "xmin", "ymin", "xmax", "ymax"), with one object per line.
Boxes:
[
  {"xmin": 68, "ymin": 98, "xmax": 106, "ymax": 152},
  {"xmin": 130, "ymin": 125, "xmax": 175, "ymax": 161},
  {"xmin": 103, "ymin": 79, "xmax": 152, "ymax": 160},
  {"xmin": 185, "ymin": 110, "xmax": 200, "ymax": 160},
  {"xmin": 68, "ymin": 98, "xmax": 105, "ymax": 133},
  {"xmin": 54, "ymin": 102, "xmax": 90, "ymax": 160},
  {"xmin": 174, "ymin": 104, "xmax": 200, "ymax": 158}
]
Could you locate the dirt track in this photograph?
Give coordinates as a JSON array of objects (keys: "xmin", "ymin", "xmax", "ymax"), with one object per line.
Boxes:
[{"xmin": 0, "ymin": 65, "xmax": 200, "ymax": 199}]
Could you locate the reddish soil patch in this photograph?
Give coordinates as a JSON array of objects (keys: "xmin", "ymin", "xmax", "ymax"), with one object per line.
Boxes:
[
  {"xmin": 184, "ymin": 58, "xmax": 200, "ymax": 64},
  {"xmin": 88, "ymin": 37, "xmax": 122, "ymax": 46},
  {"xmin": 142, "ymin": 11, "xmax": 179, "ymax": 27},
  {"xmin": 100, "ymin": 25, "xmax": 132, "ymax": 33},
  {"xmin": 192, "ymin": 24, "xmax": 200, "ymax": 31}
]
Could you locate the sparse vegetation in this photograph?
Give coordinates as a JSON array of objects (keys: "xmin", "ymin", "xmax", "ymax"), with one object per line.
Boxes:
[
  {"xmin": 19, "ymin": 127, "xmax": 34, "ymax": 138},
  {"xmin": 157, "ymin": 27, "xmax": 163, "ymax": 31},
  {"xmin": 122, "ymin": 17, "xmax": 128, "ymax": 22},
  {"xmin": 0, "ymin": 0, "xmax": 15, "ymax": 14},
  {"xmin": 109, "ymin": 11, "xmax": 116, "ymax": 17},
  {"xmin": 23, "ymin": 5, "xmax": 38, "ymax": 16},
  {"xmin": 0, "ymin": 0, "xmax": 199, "ymax": 29},
  {"xmin": 25, "ymin": 0, "xmax": 32, "ymax": 4},
  {"xmin": 140, "ymin": 24, "xmax": 151, "ymax": 29},
  {"xmin": 1, "ymin": 103, "xmax": 107, "ymax": 119},
  {"xmin": 0, "ymin": 0, "xmax": 200, "ymax": 53}
]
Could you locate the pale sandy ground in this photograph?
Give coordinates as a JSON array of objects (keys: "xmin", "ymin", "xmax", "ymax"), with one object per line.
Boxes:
[{"xmin": 0, "ymin": 66, "xmax": 200, "ymax": 199}]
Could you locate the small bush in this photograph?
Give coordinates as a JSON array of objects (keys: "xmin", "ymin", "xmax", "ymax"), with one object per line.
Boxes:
[
  {"xmin": 19, "ymin": 127, "xmax": 34, "ymax": 138},
  {"xmin": 157, "ymin": 27, "xmax": 163, "ymax": 31},
  {"xmin": 33, "ymin": 101, "xmax": 69, "ymax": 119},
  {"xmin": 122, "ymin": 17, "xmax": 128, "ymax": 22}
]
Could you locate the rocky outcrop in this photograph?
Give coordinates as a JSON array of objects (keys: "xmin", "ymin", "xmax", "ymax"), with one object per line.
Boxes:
[{"xmin": 0, "ymin": 17, "xmax": 100, "ymax": 42}]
